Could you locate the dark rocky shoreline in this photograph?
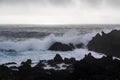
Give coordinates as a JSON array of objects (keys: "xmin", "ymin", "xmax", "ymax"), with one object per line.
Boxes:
[
  {"xmin": 1, "ymin": 29, "xmax": 120, "ymax": 80},
  {"xmin": 0, "ymin": 53, "xmax": 120, "ymax": 80}
]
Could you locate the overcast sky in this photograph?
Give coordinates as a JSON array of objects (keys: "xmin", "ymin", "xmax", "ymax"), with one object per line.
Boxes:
[{"xmin": 0, "ymin": 0, "xmax": 120, "ymax": 24}]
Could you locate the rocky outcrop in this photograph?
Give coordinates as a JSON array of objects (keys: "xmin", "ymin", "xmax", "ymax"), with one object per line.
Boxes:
[
  {"xmin": 87, "ymin": 30, "xmax": 120, "ymax": 58},
  {"xmin": 47, "ymin": 54, "xmax": 63, "ymax": 67},
  {"xmin": 1, "ymin": 54, "xmax": 120, "ymax": 80},
  {"xmin": 48, "ymin": 42, "xmax": 74, "ymax": 51},
  {"xmin": 48, "ymin": 42, "xmax": 83, "ymax": 51},
  {"xmin": 53, "ymin": 54, "xmax": 63, "ymax": 63},
  {"xmin": 74, "ymin": 53, "xmax": 120, "ymax": 80}
]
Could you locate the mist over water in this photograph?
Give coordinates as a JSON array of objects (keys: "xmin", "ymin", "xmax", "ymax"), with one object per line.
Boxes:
[
  {"xmin": 0, "ymin": 0, "xmax": 120, "ymax": 24},
  {"xmin": 0, "ymin": 25, "xmax": 119, "ymax": 64}
]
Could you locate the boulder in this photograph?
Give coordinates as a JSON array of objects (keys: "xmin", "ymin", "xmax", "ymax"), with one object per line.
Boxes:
[
  {"xmin": 21, "ymin": 59, "xmax": 32, "ymax": 65},
  {"xmin": 64, "ymin": 57, "xmax": 76, "ymax": 64},
  {"xmin": 87, "ymin": 30, "xmax": 120, "ymax": 58},
  {"xmin": 47, "ymin": 54, "xmax": 63, "ymax": 67},
  {"xmin": 48, "ymin": 42, "xmax": 84, "ymax": 51},
  {"xmin": 75, "ymin": 43, "xmax": 83, "ymax": 48},
  {"xmin": 53, "ymin": 54, "xmax": 63, "ymax": 63},
  {"xmin": 18, "ymin": 59, "xmax": 32, "ymax": 77},
  {"xmin": 48, "ymin": 42, "xmax": 75, "ymax": 51}
]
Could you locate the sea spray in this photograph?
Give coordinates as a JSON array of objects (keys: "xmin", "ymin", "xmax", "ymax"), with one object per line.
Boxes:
[
  {"xmin": 0, "ymin": 27, "xmax": 119, "ymax": 65},
  {"xmin": 0, "ymin": 30, "xmax": 97, "ymax": 52}
]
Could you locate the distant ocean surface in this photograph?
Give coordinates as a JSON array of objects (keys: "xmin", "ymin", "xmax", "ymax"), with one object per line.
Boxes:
[{"xmin": 0, "ymin": 25, "xmax": 120, "ymax": 65}]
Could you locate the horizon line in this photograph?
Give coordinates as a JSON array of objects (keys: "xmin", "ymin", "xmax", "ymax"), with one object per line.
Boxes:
[{"xmin": 0, "ymin": 24, "xmax": 120, "ymax": 26}]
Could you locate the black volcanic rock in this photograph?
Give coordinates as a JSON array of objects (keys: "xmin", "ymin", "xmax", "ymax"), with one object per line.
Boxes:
[
  {"xmin": 1, "ymin": 54, "xmax": 120, "ymax": 80},
  {"xmin": 21, "ymin": 59, "xmax": 32, "ymax": 65},
  {"xmin": 87, "ymin": 30, "xmax": 120, "ymax": 58},
  {"xmin": 73, "ymin": 54, "xmax": 120, "ymax": 80},
  {"xmin": 48, "ymin": 42, "xmax": 84, "ymax": 51},
  {"xmin": 48, "ymin": 42, "xmax": 75, "ymax": 51},
  {"xmin": 4, "ymin": 62, "xmax": 17, "ymax": 65},
  {"xmin": 54, "ymin": 54, "xmax": 63, "ymax": 63},
  {"xmin": 75, "ymin": 43, "xmax": 83, "ymax": 48},
  {"xmin": 47, "ymin": 54, "xmax": 63, "ymax": 67},
  {"xmin": 64, "ymin": 57, "xmax": 76, "ymax": 64},
  {"xmin": 19, "ymin": 59, "xmax": 32, "ymax": 72}
]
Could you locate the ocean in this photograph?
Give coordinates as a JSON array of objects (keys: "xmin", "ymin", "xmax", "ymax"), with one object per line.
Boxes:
[{"xmin": 0, "ymin": 25, "xmax": 119, "ymax": 65}]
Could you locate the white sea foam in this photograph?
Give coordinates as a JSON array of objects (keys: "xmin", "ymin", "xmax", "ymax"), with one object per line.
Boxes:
[
  {"xmin": 0, "ymin": 48, "xmax": 105, "ymax": 65},
  {"xmin": 43, "ymin": 63, "xmax": 69, "ymax": 70},
  {"xmin": 0, "ymin": 28, "xmax": 114, "ymax": 52},
  {"xmin": 0, "ymin": 28, "xmax": 118, "ymax": 65},
  {"xmin": 0, "ymin": 30, "xmax": 97, "ymax": 52}
]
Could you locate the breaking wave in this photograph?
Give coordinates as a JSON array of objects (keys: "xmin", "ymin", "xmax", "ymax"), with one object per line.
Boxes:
[
  {"xmin": 0, "ymin": 27, "xmax": 119, "ymax": 64},
  {"xmin": 0, "ymin": 30, "xmax": 97, "ymax": 52}
]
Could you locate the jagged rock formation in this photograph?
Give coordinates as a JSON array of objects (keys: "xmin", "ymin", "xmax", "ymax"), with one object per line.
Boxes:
[
  {"xmin": 0, "ymin": 54, "xmax": 120, "ymax": 80},
  {"xmin": 74, "ymin": 53, "xmax": 120, "ymax": 80},
  {"xmin": 87, "ymin": 30, "xmax": 120, "ymax": 58}
]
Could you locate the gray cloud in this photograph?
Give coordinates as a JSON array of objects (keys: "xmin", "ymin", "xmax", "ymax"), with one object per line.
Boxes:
[
  {"xmin": 79, "ymin": 0, "xmax": 120, "ymax": 8},
  {"xmin": 49, "ymin": 0, "xmax": 71, "ymax": 5},
  {"xmin": 81, "ymin": 0, "xmax": 103, "ymax": 6},
  {"xmin": 0, "ymin": 0, "xmax": 120, "ymax": 10},
  {"xmin": 0, "ymin": 0, "xmax": 120, "ymax": 24},
  {"xmin": 108, "ymin": 0, "xmax": 120, "ymax": 8},
  {"xmin": 0, "ymin": 0, "xmax": 120, "ymax": 8},
  {"xmin": 0, "ymin": 0, "xmax": 72, "ymax": 5}
]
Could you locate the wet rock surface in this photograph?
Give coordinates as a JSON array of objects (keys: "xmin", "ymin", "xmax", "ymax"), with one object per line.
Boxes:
[
  {"xmin": 88, "ymin": 30, "xmax": 120, "ymax": 58},
  {"xmin": 48, "ymin": 42, "xmax": 75, "ymax": 51},
  {"xmin": 0, "ymin": 53, "xmax": 120, "ymax": 80},
  {"xmin": 48, "ymin": 42, "xmax": 83, "ymax": 51}
]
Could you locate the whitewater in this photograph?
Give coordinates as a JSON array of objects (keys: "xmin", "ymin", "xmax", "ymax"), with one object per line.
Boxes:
[{"xmin": 0, "ymin": 25, "xmax": 119, "ymax": 65}]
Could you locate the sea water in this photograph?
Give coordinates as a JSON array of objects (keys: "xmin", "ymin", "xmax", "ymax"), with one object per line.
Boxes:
[{"xmin": 0, "ymin": 25, "xmax": 119, "ymax": 65}]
